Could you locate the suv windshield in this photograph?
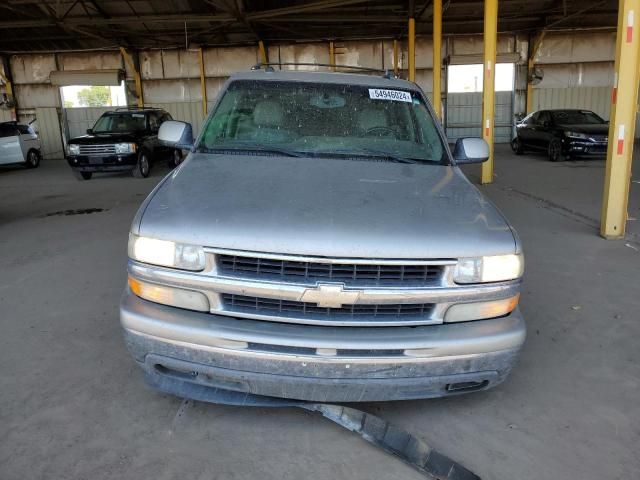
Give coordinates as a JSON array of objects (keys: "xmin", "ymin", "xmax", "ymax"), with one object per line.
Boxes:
[
  {"xmin": 551, "ymin": 110, "xmax": 604, "ymax": 125},
  {"xmin": 93, "ymin": 113, "xmax": 147, "ymax": 133},
  {"xmin": 198, "ymin": 80, "xmax": 445, "ymax": 163}
]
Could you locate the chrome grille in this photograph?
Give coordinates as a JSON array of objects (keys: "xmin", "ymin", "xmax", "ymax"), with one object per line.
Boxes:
[
  {"xmin": 78, "ymin": 144, "xmax": 116, "ymax": 155},
  {"xmin": 218, "ymin": 255, "xmax": 443, "ymax": 286},
  {"xmin": 222, "ymin": 294, "xmax": 434, "ymax": 323},
  {"xmin": 589, "ymin": 135, "xmax": 608, "ymax": 142}
]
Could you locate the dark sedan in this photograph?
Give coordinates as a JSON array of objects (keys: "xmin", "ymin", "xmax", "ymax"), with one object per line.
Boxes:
[{"xmin": 512, "ymin": 109, "xmax": 609, "ymax": 161}]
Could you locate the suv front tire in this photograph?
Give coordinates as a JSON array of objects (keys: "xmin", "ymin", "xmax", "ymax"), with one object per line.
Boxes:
[
  {"xmin": 133, "ymin": 151, "xmax": 151, "ymax": 178},
  {"xmin": 74, "ymin": 171, "xmax": 92, "ymax": 180},
  {"xmin": 169, "ymin": 149, "xmax": 183, "ymax": 168}
]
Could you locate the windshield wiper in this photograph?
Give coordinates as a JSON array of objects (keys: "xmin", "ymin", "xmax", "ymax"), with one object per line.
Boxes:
[
  {"xmin": 200, "ymin": 146, "xmax": 305, "ymax": 158},
  {"xmin": 312, "ymin": 148, "xmax": 423, "ymax": 164}
]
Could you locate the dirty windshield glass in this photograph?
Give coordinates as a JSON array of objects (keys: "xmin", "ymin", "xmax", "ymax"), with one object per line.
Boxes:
[
  {"xmin": 93, "ymin": 113, "xmax": 147, "ymax": 133},
  {"xmin": 551, "ymin": 110, "xmax": 605, "ymax": 125},
  {"xmin": 198, "ymin": 80, "xmax": 445, "ymax": 163}
]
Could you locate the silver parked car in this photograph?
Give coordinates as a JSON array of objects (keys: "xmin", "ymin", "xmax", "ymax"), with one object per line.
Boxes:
[
  {"xmin": 121, "ymin": 70, "xmax": 525, "ymax": 403},
  {"xmin": 0, "ymin": 121, "xmax": 41, "ymax": 168}
]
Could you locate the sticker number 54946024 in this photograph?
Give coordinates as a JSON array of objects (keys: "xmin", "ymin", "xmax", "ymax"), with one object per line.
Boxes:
[{"xmin": 368, "ymin": 89, "xmax": 412, "ymax": 102}]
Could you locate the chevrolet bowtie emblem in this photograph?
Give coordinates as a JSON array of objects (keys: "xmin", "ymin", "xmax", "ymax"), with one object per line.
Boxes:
[{"xmin": 300, "ymin": 284, "xmax": 361, "ymax": 308}]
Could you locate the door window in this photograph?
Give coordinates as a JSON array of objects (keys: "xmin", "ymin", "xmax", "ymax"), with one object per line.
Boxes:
[
  {"xmin": 149, "ymin": 113, "xmax": 161, "ymax": 132},
  {"xmin": 0, "ymin": 124, "xmax": 18, "ymax": 138},
  {"xmin": 537, "ymin": 111, "xmax": 551, "ymax": 126}
]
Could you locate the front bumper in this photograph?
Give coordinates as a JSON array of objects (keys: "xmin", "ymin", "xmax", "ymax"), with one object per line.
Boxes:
[
  {"xmin": 563, "ymin": 139, "xmax": 608, "ymax": 156},
  {"xmin": 66, "ymin": 153, "xmax": 137, "ymax": 172},
  {"xmin": 120, "ymin": 290, "xmax": 526, "ymax": 402}
]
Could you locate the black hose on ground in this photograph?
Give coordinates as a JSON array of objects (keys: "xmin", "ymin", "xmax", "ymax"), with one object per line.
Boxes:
[{"xmin": 147, "ymin": 374, "xmax": 481, "ymax": 480}]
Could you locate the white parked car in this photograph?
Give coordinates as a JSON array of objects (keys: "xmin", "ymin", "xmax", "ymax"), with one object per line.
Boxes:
[{"xmin": 0, "ymin": 121, "xmax": 41, "ymax": 168}]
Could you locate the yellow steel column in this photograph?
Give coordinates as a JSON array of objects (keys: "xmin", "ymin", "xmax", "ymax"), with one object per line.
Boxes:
[
  {"xmin": 120, "ymin": 47, "xmax": 143, "ymax": 107},
  {"xmin": 432, "ymin": 0, "xmax": 442, "ymax": 119},
  {"xmin": 0, "ymin": 70, "xmax": 16, "ymax": 121},
  {"xmin": 480, "ymin": 0, "xmax": 498, "ymax": 185},
  {"xmin": 393, "ymin": 39, "xmax": 399, "ymax": 76},
  {"xmin": 199, "ymin": 48, "xmax": 207, "ymax": 117},
  {"xmin": 601, "ymin": 0, "xmax": 640, "ymax": 238},
  {"xmin": 329, "ymin": 41, "xmax": 336, "ymax": 71},
  {"xmin": 525, "ymin": 57, "xmax": 535, "ymax": 114},
  {"xmin": 258, "ymin": 40, "xmax": 268, "ymax": 65},
  {"xmin": 526, "ymin": 32, "xmax": 546, "ymax": 114},
  {"xmin": 408, "ymin": 17, "xmax": 416, "ymax": 82}
]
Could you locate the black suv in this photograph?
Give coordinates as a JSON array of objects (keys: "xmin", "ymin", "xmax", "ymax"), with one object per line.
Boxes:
[{"xmin": 66, "ymin": 108, "xmax": 182, "ymax": 180}]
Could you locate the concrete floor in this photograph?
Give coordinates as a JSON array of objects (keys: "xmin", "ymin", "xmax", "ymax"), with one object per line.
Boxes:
[{"xmin": 1, "ymin": 146, "xmax": 638, "ymax": 480}]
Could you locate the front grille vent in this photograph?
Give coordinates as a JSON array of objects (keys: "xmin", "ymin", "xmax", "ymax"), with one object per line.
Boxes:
[
  {"xmin": 78, "ymin": 144, "xmax": 117, "ymax": 156},
  {"xmin": 222, "ymin": 294, "xmax": 434, "ymax": 321},
  {"xmin": 218, "ymin": 255, "xmax": 442, "ymax": 286}
]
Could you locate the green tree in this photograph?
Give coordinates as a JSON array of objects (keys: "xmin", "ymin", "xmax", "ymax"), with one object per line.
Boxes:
[
  {"xmin": 64, "ymin": 100, "xmax": 74, "ymax": 108},
  {"xmin": 77, "ymin": 86, "xmax": 110, "ymax": 107}
]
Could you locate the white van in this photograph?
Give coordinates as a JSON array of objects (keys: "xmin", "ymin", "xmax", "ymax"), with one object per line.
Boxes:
[{"xmin": 0, "ymin": 121, "xmax": 41, "ymax": 168}]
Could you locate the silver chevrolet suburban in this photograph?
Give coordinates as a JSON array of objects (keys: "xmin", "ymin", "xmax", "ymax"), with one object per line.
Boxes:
[{"xmin": 120, "ymin": 69, "xmax": 525, "ymax": 403}]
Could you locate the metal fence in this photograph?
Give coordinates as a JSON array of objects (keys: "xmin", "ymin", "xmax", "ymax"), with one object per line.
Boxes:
[{"xmin": 445, "ymin": 91, "xmax": 513, "ymax": 144}]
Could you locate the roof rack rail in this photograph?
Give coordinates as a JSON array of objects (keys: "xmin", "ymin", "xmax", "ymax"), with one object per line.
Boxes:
[{"xmin": 251, "ymin": 62, "xmax": 398, "ymax": 79}]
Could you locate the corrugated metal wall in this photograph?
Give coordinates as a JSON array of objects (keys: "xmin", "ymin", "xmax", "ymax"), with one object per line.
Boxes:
[
  {"xmin": 0, "ymin": 109, "xmax": 12, "ymax": 122},
  {"xmin": 533, "ymin": 86, "xmax": 640, "ymax": 135},
  {"xmin": 147, "ymin": 102, "xmax": 205, "ymax": 136},
  {"xmin": 35, "ymin": 107, "xmax": 63, "ymax": 159},
  {"xmin": 4, "ymin": 31, "xmax": 632, "ymax": 157},
  {"xmin": 446, "ymin": 91, "xmax": 513, "ymax": 143},
  {"xmin": 532, "ymin": 87, "xmax": 611, "ymax": 119},
  {"xmin": 65, "ymin": 107, "xmax": 113, "ymax": 139}
]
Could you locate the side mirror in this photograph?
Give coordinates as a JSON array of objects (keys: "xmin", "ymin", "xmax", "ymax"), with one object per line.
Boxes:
[
  {"xmin": 453, "ymin": 138, "xmax": 490, "ymax": 164},
  {"xmin": 158, "ymin": 120, "xmax": 194, "ymax": 150},
  {"xmin": 86, "ymin": 128, "xmax": 93, "ymax": 135},
  {"xmin": 543, "ymin": 120, "xmax": 551, "ymax": 128}
]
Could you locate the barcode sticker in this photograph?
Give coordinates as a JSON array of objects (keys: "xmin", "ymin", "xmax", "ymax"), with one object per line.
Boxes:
[{"xmin": 368, "ymin": 89, "xmax": 412, "ymax": 102}]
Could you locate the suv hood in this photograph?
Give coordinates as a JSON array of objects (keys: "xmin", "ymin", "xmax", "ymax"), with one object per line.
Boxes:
[
  {"xmin": 69, "ymin": 132, "xmax": 139, "ymax": 144},
  {"xmin": 137, "ymin": 154, "xmax": 517, "ymax": 259}
]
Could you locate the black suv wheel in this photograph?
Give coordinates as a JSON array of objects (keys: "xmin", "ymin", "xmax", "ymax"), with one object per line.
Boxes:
[
  {"xmin": 169, "ymin": 149, "xmax": 183, "ymax": 168},
  {"xmin": 133, "ymin": 151, "xmax": 151, "ymax": 178},
  {"xmin": 74, "ymin": 171, "xmax": 92, "ymax": 180}
]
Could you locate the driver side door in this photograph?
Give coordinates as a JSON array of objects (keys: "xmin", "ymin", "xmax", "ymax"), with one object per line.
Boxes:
[
  {"xmin": 517, "ymin": 112, "xmax": 538, "ymax": 148},
  {"xmin": 532, "ymin": 111, "xmax": 553, "ymax": 149},
  {"xmin": 0, "ymin": 124, "xmax": 24, "ymax": 164}
]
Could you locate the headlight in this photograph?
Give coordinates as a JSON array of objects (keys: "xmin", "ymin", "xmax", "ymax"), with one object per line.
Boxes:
[
  {"xmin": 564, "ymin": 131, "xmax": 588, "ymax": 139},
  {"xmin": 115, "ymin": 142, "xmax": 137, "ymax": 154},
  {"xmin": 128, "ymin": 234, "xmax": 205, "ymax": 271},
  {"xmin": 128, "ymin": 276, "xmax": 210, "ymax": 312},
  {"xmin": 454, "ymin": 254, "xmax": 524, "ymax": 283},
  {"xmin": 67, "ymin": 144, "xmax": 80, "ymax": 155},
  {"xmin": 444, "ymin": 294, "xmax": 520, "ymax": 323}
]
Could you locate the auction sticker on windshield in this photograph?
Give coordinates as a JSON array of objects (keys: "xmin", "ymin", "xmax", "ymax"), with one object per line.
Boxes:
[{"xmin": 369, "ymin": 89, "xmax": 412, "ymax": 102}]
